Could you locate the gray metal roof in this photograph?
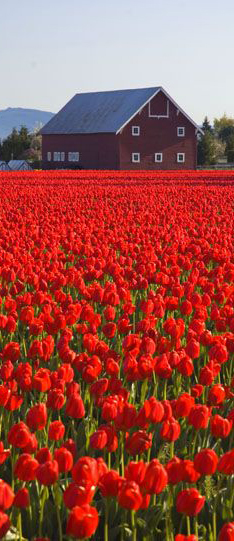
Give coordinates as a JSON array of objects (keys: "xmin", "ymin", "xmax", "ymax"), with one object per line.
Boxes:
[
  {"xmin": 40, "ymin": 87, "xmax": 160, "ymax": 135},
  {"xmin": 8, "ymin": 160, "xmax": 32, "ymax": 170},
  {"xmin": 0, "ymin": 161, "xmax": 10, "ymax": 170}
]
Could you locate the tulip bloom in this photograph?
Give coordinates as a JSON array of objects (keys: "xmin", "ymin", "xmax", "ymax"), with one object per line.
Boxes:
[
  {"xmin": 66, "ymin": 393, "xmax": 85, "ymax": 419},
  {"xmin": 36, "ymin": 460, "xmax": 59, "ymax": 486},
  {"xmin": 142, "ymin": 459, "xmax": 168, "ymax": 494},
  {"xmin": 26, "ymin": 403, "xmax": 47, "ymax": 431},
  {"xmin": 0, "ymin": 511, "xmax": 10, "ymax": 538},
  {"xmin": 0, "ymin": 480, "xmax": 14, "ymax": 510},
  {"xmin": 54, "ymin": 448, "xmax": 73, "ymax": 473},
  {"xmin": 13, "ymin": 488, "xmax": 30, "ymax": 508},
  {"xmin": 72, "ymin": 457, "xmax": 99, "ymax": 485},
  {"xmin": 66, "ymin": 504, "xmax": 99, "ymax": 539},
  {"xmin": 218, "ymin": 522, "xmax": 234, "ymax": 540},
  {"xmin": 14, "ymin": 454, "xmax": 39, "ymax": 482},
  {"xmin": 188, "ymin": 405, "xmax": 210, "ymax": 430},
  {"xmin": 194, "ymin": 449, "xmax": 218, "ymax": 476},
  {"xmin": 176, "ymin": 488, "xmax": 205, "ymax": 516},
  {"xmin": 63, "ymin": 481, "xmax": 96, "ymax": 509},
  {"xmin": 117, "ymin": 480, "xmax": 143, "ymax": 510},
  {"xmin": 48, "ymin": 420, "xmax": 65, "ymax": 441}
]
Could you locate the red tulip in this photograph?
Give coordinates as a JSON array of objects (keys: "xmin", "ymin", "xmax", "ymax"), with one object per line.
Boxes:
[
  {"xmin": 176, "ymin": 488, "xmax": 205, "ymax": 516},
  {"xmin": 118, "ymin": 480, "xmax": 143, "ymax": 510},
  {"xmin": 194, "ymin": 449, "xmax": 218, "ymax": 475},
  {"xmin": 218, "ymin": 522, "xmax": 234, "ymax": 540},
  {"xmin": 66, "ymin": 504, "xmax": 99, "ymax": 539}
]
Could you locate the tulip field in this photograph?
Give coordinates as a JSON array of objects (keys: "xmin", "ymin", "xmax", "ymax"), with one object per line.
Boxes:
[{"xmin": 1, "ymin": 169, "xmax": 234, "ymax": 541}]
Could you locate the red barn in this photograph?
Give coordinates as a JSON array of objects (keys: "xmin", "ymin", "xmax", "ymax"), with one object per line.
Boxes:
[{"xmin": 41, "ymin": 87, "xmax": 202, "ymax": 170}]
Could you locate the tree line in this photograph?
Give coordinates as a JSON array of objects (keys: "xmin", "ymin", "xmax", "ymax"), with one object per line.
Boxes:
[
  {"xmin": 198, "ymin": 115, "xmax": 234, "ymax": 165},
  {"xmin": 0, "ymin": 127, "xmax": 42, "ymax": 164}
]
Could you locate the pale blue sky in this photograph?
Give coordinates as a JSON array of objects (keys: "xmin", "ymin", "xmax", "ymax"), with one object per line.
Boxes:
[{"xmin": 0, "ymin": 0, "xmax": 234, "ymax": 124}]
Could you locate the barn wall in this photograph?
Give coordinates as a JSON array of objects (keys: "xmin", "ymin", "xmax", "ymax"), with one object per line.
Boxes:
[
  {"xmin": 118, "ymin": 90, "xmax": 197, "ymax": 170},
  {"xmin": 42, "ymin": 134, "xmax": 119, "ymax": 170}
]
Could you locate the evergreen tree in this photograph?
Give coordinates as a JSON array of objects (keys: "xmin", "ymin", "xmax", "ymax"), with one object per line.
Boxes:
[
  {"xmin": 0, "ymin": 127, "xmax": 32, "ymax": 161},
  {"xmin": 197, "ymin": 117, "xmax": 216, "ymax": 166}
]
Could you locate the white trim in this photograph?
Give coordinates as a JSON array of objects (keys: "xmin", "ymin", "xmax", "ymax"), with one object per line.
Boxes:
[
  {"xmin": 177, "ymin": 127, "xmax": 185, "ymax": 137},
  {"xmin": 116, "ymin": 88, "xmax": 161, "ymax": 134},
  {"xmin": 155, "ymin": 153, "xmax": 163, "ymax": 163},
  {"xmin": 132, "ymin": 125, "xmax": 140, "ymax": 136},
  {"xmin": 177, "ymin": 152, "xmax": 185, "ymax": 163},
  {"xmin": 132, "ymin": 153, "xmax": 140, "ymax": 163},
  {"xmin": 160, "ymin": 87, "xmax": 203, "ymax": 133},
  {"xmin": 61, "ymin": 152, "xmax": 65, "ymax": 161},
  {"xmin": 149, "ymin": 99, "xmax": 169, "ymax": 118},
  {"xmin": 116, "ymin": 86, "xmax": 203, "ymax": 134}
]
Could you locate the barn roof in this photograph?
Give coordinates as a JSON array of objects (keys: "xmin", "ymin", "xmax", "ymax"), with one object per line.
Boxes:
[
  {"xmin": 0, "ymin": 161, "xmax": 10, "ymax": 170},
  {"xmin": 40, "ymin": 87, "xmax": 202, "ymax": 135},
  {"xmin": 8, "ymin": 160, "xmax": 32, "ymax": 170}
]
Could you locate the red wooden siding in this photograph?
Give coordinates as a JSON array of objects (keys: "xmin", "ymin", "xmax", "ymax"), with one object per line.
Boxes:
[
  {"xmin": 42, "ymin": 134, "xmax": 119, "ymax": 170},
  {"xmin": 118, "ymin": 91, "xmax": 197, "ymax": 170}
]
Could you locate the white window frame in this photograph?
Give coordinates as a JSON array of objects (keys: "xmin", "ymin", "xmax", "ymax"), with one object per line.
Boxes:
[
  {"xmin": 177, "ymin": 127, "xmax": 185, "ymax": 137},
  {"xmin": 132, "ymin": 153, "xmax": 140, "ymax": 163},
  {"xmin": 47, "ymin": 152, "xmax": 51, "ymax": 161},
  {"xmin": 132, "ymin": 126, "xmax": 140, "ymax": 136},
  {"xmin": 155, "ymin": 153, "xmax": 163, "ymax": 163},
  {"xmin": 53, "ymin": 152, "xmax": 61, "ymax": 161},
  {"xmin": 61, "ymin": 152, "xmax": 65, "ymax": 161},
  {"xmin": 68, "ymin": 152, "xmax": 79, "ymax": 162},
  {"xmin": 177, "ymin": 153, "xmax": 185, "ymax": 163}
]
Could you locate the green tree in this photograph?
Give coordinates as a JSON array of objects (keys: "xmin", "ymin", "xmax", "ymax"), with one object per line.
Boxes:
[
  {"xmin": 213, "ymin": 114, "xmax": 234, "ymax": 139},
  {"xmin": 213, "ymin": 114, "xmax": 234, "ymax": 161},
  {"xmin": 0, "ymin": 126, "xmax": 32, "ymax": 161},
  {"xmin": 226, "ymin": 134, "xmax": 234, "ymax": 162},
  {"xmin": 202, "ymin": 116, "xmax": 213, "ymax": 134},
  {"xmin": 197, "ymin": 117, "xmax": 216, "ymax": 166},
  {"xmin": 197, "ymin": 132, "xmax": 216, "ymax": 166}
]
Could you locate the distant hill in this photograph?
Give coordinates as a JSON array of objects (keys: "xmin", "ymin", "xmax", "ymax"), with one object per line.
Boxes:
[{"xmin": 0, "ymin": 107, "xmax": 54, "ymax": 140}]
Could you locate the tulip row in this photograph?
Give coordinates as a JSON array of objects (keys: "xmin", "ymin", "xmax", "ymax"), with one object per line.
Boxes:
[{"xmin": 0, "ymin": 171, "xmax": 233, "ymax": 540}]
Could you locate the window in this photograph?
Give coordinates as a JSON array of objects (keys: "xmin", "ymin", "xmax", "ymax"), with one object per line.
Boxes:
[
  {"xmin": 68, "ymin": 152, "xmax": 79, "ymax": 162},
  {"xmin": 177, "ymin": 127, "xmax": 185, "ymax": 137},
  {"xmin": 53, "ymin": 152, "xmax": 61, "ymax": 161},
  {"xmin": 132, "ymin": 153, "xmax": 140, "ymax": 163},
  {"xmin": 61, "ymin": 152, "xmax": 65, "ymax": 161},
  {"xmin": 177, "ymin": 153, "xmax": 185, "ymax": 163},
  {"xmin": 155, "ymin": 153, "xmax": 163, "ymax": 163},
  {"xmin": 47, "ymin": 152, "xmax": 51, "ymax": 161},
  {"xmin": 132, "ymin": 126, "xmax": 140, "ymax": 136}
]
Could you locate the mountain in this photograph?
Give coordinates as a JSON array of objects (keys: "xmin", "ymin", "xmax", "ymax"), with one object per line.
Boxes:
[{"xmin": 0, "ymin": 107, "xmax": 54, "ymax": 140}]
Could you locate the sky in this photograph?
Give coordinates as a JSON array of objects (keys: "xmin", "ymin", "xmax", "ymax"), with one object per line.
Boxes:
[{"xmin": 0, "ymin": 0, "xmax": 234, "ymax": 124}]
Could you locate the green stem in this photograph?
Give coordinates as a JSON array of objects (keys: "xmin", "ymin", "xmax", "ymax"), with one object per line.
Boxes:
[
  {"xmin": 186, "ymin": 515, "xmax": 191, "ymax": 536},
  {"xmin": 165, "ymin": 517, "xmax": 170, "ymax": 541},
  {"xmin": 17, "ymin": 511, "xmax": 22, "ymax": 541},
  {"xmin": 170, "ymin": 442, "xmax": 174, "ymax": 459},
  {"xmin": 190, "ymin": 429, "xmax": 198, "ymax": 458},
  {"xmin": 194, "ymin": 516, "xmax": 198, "ymax": 538},
  {"xmin": 104, "ymin": 499, "xmax": 109, "ymax": 541},
  {"xmin": 212, "ymin": 510, "xmax": 216, "ymax": 541},
  {"xmin": 131, "ymin": 510, "xmax": 137, "ymax": 541},
  {"xmin": 120, "ymin": 432, "xmax": 125, "ymax": 478},
  {"xmin": 39, "ymin": 487, "xmax": 47, "ymax": 537}
]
